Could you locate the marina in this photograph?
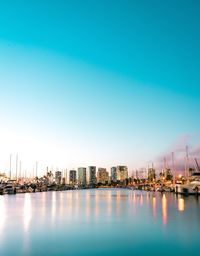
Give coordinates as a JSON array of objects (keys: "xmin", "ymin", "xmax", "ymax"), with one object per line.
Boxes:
[{"xmin": 1, "ymin": 165, "xmax": 200, "ymax": 196}]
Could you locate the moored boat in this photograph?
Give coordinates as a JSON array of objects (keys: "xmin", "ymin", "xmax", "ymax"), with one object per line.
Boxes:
[
  {"xmin": 175, "ymin": 172, "xmax": 200, "ymax": 195},
  {"xmin": 4, "ymin": 184, "xmax": 16, "ymax": 194}
]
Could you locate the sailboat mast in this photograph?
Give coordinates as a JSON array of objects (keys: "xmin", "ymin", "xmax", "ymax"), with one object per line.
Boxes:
[
  {"xmin": 164, "ymin": 157, "xmax": 167, "ymax": 170},
  {"xmin": 172, "ymin": 152, "xmax": 175, "ymax": 184},
  {"xmin": 185, "ymin": 145, "xmax": 189, "ymax": 178},
  {"xmin": 19, "ymin": 161, "xmax": 22, "ymax": 178},
  {"xmin": 16, "ymin": 154, "xmax": 18, "ymax": 180},
  {"xmin": 36, "ymin": 161, "xmax": 38, "ymax": 178},
  {"xmin": 9, "ymin": 154, "xmax": 12, "ymax": 179}
]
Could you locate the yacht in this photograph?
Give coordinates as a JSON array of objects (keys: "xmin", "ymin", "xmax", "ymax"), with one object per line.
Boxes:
[
  {"xmin": 175, "ymin": 172, "xmax": 200, "ymax": 195},
  {"xmin": 4, "ymin": 183, "xmax": 16, "ymax": 194}
]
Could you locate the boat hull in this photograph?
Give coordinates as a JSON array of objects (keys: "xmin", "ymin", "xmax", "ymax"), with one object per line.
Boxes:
[{"xmin": 175, "ymin": 184, "xmax": 200, "ymax": 195}]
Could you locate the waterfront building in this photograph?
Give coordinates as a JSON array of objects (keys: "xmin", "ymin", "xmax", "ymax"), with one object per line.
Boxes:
[
  {"xmin": 160, "ymin": 168, "xmax": 173, "ymax": 181},
  {"xmin": 0, "ymin": 172, "xmax": 8, "ymax": 182},
  {"xmin": 46, "ymin": 168, "xmax": 54, "ymax": 184},
  {"xmin": 147, "ymin": 168, "xmax": 156, "ymax": 182},
  {"xmin": 97, "ymin": 168, "xmax": 109, "ymax": 184},
  {"xmin": 117, "ymin": 166, "xmax": 128, "ymax": 183},
  {"xmin": 111, "ymin": 167, "xmax": 117, "ymax": 183},
  {"xmin": 88, "ymin": 166, "xmax": 96, "ymax": 187},
  {"xmin": 78, "ymin": 167, "xmax": 87, "ymax": 187},
  {"xmin": 62, "ymin": 177, "xmax": 66, "ymax": 185},
  {"xmin": 63, "ymin": 169, "xmax": 67, "ymax": 183},
  {"xmin": 55, "ymin": 171, "xmax": 62, "ymax": 184},
  {"xmin": 188, "ymin": 167, "xmax": 196, "ymax": 176},
  {"xmin": 69, "ymin": 170, "xmax": 77, "ymax": 185}
]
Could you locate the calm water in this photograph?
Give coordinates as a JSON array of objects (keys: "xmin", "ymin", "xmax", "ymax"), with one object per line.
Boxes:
[{"xmin": 0, "ymin": 189, "xmax": 199, "ymax": 256}]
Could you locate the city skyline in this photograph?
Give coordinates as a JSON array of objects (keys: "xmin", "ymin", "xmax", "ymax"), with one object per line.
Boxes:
[
  {"xmin": 1, "ymin": 154, "xmax": 199, "ymax": 181},
  {"xmin": 0, "ymin": 1, "xmax": 200, "ymax": 174}
]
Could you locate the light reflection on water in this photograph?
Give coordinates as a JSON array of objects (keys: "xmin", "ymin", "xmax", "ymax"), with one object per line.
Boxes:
[
  {"xmin": 51, "ymin": 191, "xmax": 56, "ymax": 222},
  {"xmin": 0, "ymin": 197, "xmax": 6, "ymax": 236},
  {"xmin": 162, "ymin": 194, "xmax": 167, "ymax": 226},
  {"xmin": 140, "ymin": 193, "xmax": 144, "ymax": 206},
  {"xmin": 152, "ymin": 195, "xmax": 156, "ymax": 218},
  {"xmin": 94, "ymin": 190, "xmax": 99, "ymax": 219},
  {"xmin": 0, "ymin": 189, "xmax": 200, "ymax": 256},
  {"xmin": 178, "ymin": 198, "xmax": 185, "ymax": 212},
  {"xmin": 85, "ymin": 190, "xmax": 90, "ymax": 222},
  {"xmin": 23, "ymin": 193, "xmax": 32, "ymax": 255},
  {"xmin": 23, "ymin": 193, "xmax": 32, "ymax": 232},
  {"xmin": 107, "ymin": 190, "xmax": 112, "ymax": 217}
]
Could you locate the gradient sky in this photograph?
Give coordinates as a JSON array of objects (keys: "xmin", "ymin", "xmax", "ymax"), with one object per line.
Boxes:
[{"xmin": 0, "ymin": 0, "xmax": 200, "ymax": 175}]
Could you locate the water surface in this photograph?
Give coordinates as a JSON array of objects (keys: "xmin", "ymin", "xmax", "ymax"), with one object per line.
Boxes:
[{"xmin": 0, "ymin": 189, "xmax": 199, "ymax": 255}]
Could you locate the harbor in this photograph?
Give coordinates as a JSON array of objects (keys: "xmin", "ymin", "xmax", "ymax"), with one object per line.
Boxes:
[
  {"xmin": 1, "ymin": 151, "xmax": 200, "ymax": 196},
  {"xmin": 0, "ymin": 167, "xmax": 200, "ymax": 196}
]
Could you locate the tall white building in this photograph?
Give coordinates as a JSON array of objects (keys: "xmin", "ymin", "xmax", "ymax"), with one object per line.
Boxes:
[
  {"xmin": 78, "ymin": 167, "xmax": 87, "ymax": 187},
  {"xmin": 97, "ymin": 168, "xmax": 109, "ymax": 184},
  {"xmin": 117, "ymin": 166, "xmax": 128, "ymax": 182},
  {"xmin": 55, "ymin": 171, "xmax": 62, "ymax": 184},
  {"xmin": 69, "ymin": 170, "xmax": 76, "ymax": 185},
  {"xmin": 88, "ymin": 166, "xmax": 96, "ymax": 187},
  {"xmin": 111, "ymin": 167, "xmax": 117, "ymax": 182}
]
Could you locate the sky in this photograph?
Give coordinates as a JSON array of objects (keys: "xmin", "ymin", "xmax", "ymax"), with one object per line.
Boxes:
[{"xmin": 0, "ymin": 0, "xmax": 200, "ymax": 176}]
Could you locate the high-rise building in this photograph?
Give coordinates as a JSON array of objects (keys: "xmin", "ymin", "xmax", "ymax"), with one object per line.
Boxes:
[
  {"xmin": 117, "ymin": 166, "xmax": 128, "ymax": 182},
  {"xmin": 62, "ymin": 177, "xmax": 66, "ymax": 185},
  {"xmin": 160, "ymin": 168, "xmax": 172, "ymax": 181},
  {"xmin": 97, "ymin": 168, "xmax": 109, "ymax": 184},
  {"xmin": 148, "ymin": 168, "xmax": 156, "ymax": 181},
  {"xmin": 63, "ymin": 169, "xmax": 67, "ymax": 183},
  {"xmin": 69, "ymin": 170, "xmax": 76, "ymax": 185},
  {"xmin": 111, "ymin": 167, "xmax": 117, "ymax": 182},
  {"xmin": 88, "ymin": 166, "xmax": 96, "ymax": 187},
  {"xmin": 55, "ymin": 171, "xmax": 62, "ymax": 184},
  {"xmin": 78, "ymin": 167, "xmax": 87, "ymax": 187}
]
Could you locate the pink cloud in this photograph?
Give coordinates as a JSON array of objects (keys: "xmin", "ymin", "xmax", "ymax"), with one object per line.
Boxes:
[
  {"xmin": 155, "ymin": 134, "xmax": 200, "ymax": 172},
  {"xmin": 168, "ymin": 134, "xmax": 190, "ymax": 153},
  {"xmin": 190, "ymin": 144, "xmax": 200, "ymax": 156}
]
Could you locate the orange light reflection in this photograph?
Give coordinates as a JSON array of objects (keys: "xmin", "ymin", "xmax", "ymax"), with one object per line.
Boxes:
[
  {"xmin": 162, "ymin": 194, "xmax": 167, "ymax": 226},
  {"xmin": 107, "ymin": 190, "xmax": 112, "ymax": 216},
  {"xmin": 94, "ymin": 190, "xmax": 99, "ymax": 219},
  {"xmin": 140, "ymin": 194, "xmax": 143, "ymax": 206},
  {"xmin": 85, "ymin": 191, "xmax": 90, "ymax": 222},
  {"xmin": 178, "ymin": 198, "xmax": 185, "ymax": 212},
  {"xmin": 152, "ymin": 196, "xmax": 156, "ymax": 218}
]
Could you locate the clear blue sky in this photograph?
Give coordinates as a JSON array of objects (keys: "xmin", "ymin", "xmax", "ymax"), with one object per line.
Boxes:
[{"xmin": 0, "ymin": 0, "xmax": 200, "ymax": 174}]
